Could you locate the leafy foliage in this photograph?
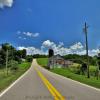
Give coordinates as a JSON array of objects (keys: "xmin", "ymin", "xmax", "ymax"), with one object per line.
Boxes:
[
  {"xmin": 63, "ymin": 54, "xmax": 96, "ymax": 65},
  {"xmin": 33, "ymin": 54, "xmax": 48, "ymax": 58},
  {"xmin": 0, "ymin": 43, "xmax": 27, "ymax": 69}
]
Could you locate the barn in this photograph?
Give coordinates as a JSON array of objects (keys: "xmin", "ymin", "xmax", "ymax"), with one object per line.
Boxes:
[{"xmin": 48, "ymin": 54, "xmax": 73, "ymax": 69}]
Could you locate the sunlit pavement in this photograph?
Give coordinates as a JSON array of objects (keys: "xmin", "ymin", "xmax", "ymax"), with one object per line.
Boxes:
[{"xmin": 0, "ymin": 59, "xmax": 100, "ymax": 100}]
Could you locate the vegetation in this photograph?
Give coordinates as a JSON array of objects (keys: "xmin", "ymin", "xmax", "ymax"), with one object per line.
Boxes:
[
  {"xmin": 33, "ymin": 54, "xmax": 48, "ymax": 58},
  {"xmin": 0, "ymin": 62, "xmax": 31, "ymax": 92},
  {"xmin": 63, "ymin": 54, "xmax": 96, "ymax": 65},
  {"xmin": 51, "ymin": 68, "xmax": 100, "ymax": 88},
  {"xmin": 0, "ymin": 43, "xmax": 27, "ymax": 69},
  {"xmin": 0, "ymin": 43, "xmax": 32, "ymax": 92},
  {"xmin": 37, "ymin": 58, "xmax": 100, "ymax": 88},
  {"xmin": 37, "ymin": 58, "xmax": 48, "ymax": 68}
]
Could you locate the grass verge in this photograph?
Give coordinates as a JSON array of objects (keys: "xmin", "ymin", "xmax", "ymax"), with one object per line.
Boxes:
[
  {"xmin": 51, "ymin": 68, "xmax": 100, "ymax": 89},
  {"xmin": 37, "ymin": 58, "xmax": 100, "ymax": 89},
  {"xmin": 0, "ymin": 62, "xmax": 31, "ymax": 92}
]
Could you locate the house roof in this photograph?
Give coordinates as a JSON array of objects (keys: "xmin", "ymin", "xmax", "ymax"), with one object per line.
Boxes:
[{"xmin": 49, "ymin": 54, "xmax": 64, "ymax": 60}]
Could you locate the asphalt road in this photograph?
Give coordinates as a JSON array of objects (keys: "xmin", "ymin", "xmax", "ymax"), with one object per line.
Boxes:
[{"xmin": 0, "ymin": 59, "xmax": 100, "ymax": 100}]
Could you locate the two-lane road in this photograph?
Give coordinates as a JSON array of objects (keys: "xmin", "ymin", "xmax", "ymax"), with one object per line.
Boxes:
[{"xmin": 0, "ymin": 59, "xmax": 100, "ymax": 100}]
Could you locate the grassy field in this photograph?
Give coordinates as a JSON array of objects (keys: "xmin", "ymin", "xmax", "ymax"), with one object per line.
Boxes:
[
  {"xmin": 37, "ymin": 58, "xmax": 48, "ymax": 67},
  {"xmin": 37, "ymin": 58, "xmax": 100, "ymax": 89},
  {"xmin": 0, "ymin": 62, "xmax": 31, "ymax": 92}
]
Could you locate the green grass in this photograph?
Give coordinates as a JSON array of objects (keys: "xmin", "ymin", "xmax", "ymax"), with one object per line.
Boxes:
[
  {"xmin": 51, "ymin": 68, "xmax": 100, "ymax": 88},
  {"xmin": 37, "ymin": 58, "xmax": 100, "ymax": 89},
  {"xmin": 37, "ymin": 58, "xmax": 48, "ymax": 67},
  {"xmin": 0, "ymin": 62, "xmax": 31, "ymax": 92}
]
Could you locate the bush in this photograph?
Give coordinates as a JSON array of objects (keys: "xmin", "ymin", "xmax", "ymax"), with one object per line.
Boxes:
[
  {"xmin": 26, "ymin": 56, "xmax": 33, "ymax": 62},
  {"xmin": 89, "ymin": 66, "xmax": 96, "ymax": 76},
  {"xmin": 69, "ymin": 64, "xmax": 81, "ymax": 74},
  {"xmin": 10, "ymin": 60, "xmax": 18, "ymax": 71}
]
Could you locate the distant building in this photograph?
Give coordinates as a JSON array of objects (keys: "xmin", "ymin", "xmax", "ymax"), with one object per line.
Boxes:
[{"xmin": 48, "ymin": 54, "xmax": 73, "ymax": 69}]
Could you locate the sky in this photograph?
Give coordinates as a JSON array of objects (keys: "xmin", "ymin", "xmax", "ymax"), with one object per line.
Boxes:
[{"xmin": 0, "ymin": 0, "xmax": 100, "ymax": 56}]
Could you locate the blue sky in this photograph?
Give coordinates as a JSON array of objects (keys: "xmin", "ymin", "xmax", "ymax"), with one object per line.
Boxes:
[{"xmin": 0, "ymin": 0, "xmax": 100, "ymax": 51}]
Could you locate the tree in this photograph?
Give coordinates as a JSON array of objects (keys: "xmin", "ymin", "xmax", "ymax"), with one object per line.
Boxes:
[
  {"xmin": 22, "ymin": 49, "xmax": 26, "ymax": 58},
  {"xmin": 0, "ymin": 43, "xmax": 16, "ymax": 75},
  {"xmin": 26, "ymin": 55, "xmax": 33, "ymax": 62},
  {"xmin": 15, "ymin": 49, "xmax": 26, "ymax": 59}
]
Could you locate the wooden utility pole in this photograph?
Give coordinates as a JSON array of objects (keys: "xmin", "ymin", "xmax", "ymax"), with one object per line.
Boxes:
[
  {"xmin": 11, "ymin": 49, "xmax": 13, "ymax": 68},
  {"xmin": 6, "ymin": 49, "xmax": 8, "ymax": 75},
  {"xmin": 83, "ymin": 22, "xmax": 90, "ymax": 78}
]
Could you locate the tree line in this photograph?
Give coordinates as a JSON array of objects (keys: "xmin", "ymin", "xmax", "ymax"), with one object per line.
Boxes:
[
  {"xmin": 0, "ymin": 43, "xmax": 27, "ymax": 69},
  {"xmin": 63, "ymin": 54, "xmax": 97, "ymax": 65}
]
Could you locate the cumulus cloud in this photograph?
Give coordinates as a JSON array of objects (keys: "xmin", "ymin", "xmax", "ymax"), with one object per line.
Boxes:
[
  {"xmin": 17, "ymin": 46, "xmax": 45, "ymax": 55},
  {"xmin": 70, "ymin": 42, "xmax": 84, "ymax": 50},
  {"xmin": 0, "ymin": 0, "xmax": 14, "ymax": 8},
  {"xmin": 42, "ymin": 40, "xmax": 56, "ymax": 49},
  {"xmin": 17, "ymin": 40, "xmax": 98, "ymax": 56}
]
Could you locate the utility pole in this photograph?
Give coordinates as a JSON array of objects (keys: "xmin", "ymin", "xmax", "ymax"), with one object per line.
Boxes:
[
  {"xmin": 83, "ymin": 22, "xmax": 90, "ymax": 78},
  {"xmin": 6, "ymin": 49, "xmax": 8, "ymax": 75},
  {"xmin": 11, "ymin": 49, "xmax": 13, "ymax": 68}
]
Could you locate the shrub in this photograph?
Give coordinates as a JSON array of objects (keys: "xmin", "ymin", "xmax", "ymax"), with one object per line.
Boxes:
[
  {"xmin": 26, "ymin": 56, "xmax": 33, "ymax": 62},
  {"xmin": 10, "ymin": 60, "xmax": 18, "ymax": 71}
]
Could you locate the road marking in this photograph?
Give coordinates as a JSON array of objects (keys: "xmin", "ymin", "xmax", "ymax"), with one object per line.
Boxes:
[
  {"xmin": 50, "ymin": 71, "xmax": 100, "ymax": 92},
  {"xmin": 34, "ymin": 67, "xmax": 65, "ymax": 100}
]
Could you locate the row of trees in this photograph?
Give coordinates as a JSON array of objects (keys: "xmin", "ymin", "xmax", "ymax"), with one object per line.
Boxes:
[
  {"xmin": 0, "ymin": 43, "xmax": 27, "ymax": 71},
  {"xmin": 63, "ymin": 54, "xmax": 96, "ymax": 65},
  {"xmin": 63, "ymin": 54, "xmax": 100, "ymax": 79}
]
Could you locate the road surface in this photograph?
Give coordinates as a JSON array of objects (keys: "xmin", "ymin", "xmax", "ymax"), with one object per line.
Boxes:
[{"xmin": 0, "ymin": 59, "xmax": 100, "ymax": 100}]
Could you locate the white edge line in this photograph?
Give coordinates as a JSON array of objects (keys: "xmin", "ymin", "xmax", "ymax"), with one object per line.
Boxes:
[
  {"xmin": 49, "ymin": 69, "xmax": 100, "ymax": 92},
  {"xmin": 0, "ymin": 65, "xmax": 32, "ymax": 98},
  {"xmin": 39, "ymin": 65, "xmax": 100, "ymax": 92}
]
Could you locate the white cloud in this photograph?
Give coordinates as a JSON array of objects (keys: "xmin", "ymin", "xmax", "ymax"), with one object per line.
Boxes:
[
  {"xmin": 42, "ymin": 40, "xmax": 73, "ymax": 55},
  {"xmin": 17, "ymin": 40, "xmax": 98, "ymax": 56},
  {"xmin": 32, "ymin": 33, "xmax": 39, "ymax": 37},
  {"xmin": 18, "ymin": 36, "xmax": 26, "ymax": 40},
  {"xmin": 17, "ymin": 46, "xmax": 45, "ymax": 55},
  {"xmin": 17, "ymin": 31, "xmax": 40, "ymax": 39},
  {"xmin": 70, "ymin": 42, "xmax": 84, "ymax": 50},
  {"xmin": 42, "ymin": 40, "xmax": 56, "ymax": 49},
  {"xmin": 23, "ymin": 32, "xmax": 39, "ymax": 38},
  {"xmin": 0, "ymin": 0, "xmax": 14, "ymax": 8},
  {"xmin": 17, "ymin": 31, "xmax": 40, "ymax": 40},
  {"xmin": 42, "ymin": 40, "xmax": 98, "ymax": 56}
]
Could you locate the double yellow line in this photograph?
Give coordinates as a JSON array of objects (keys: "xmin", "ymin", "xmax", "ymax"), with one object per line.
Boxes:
[{"xmin": 34, "ymin": 67, "xmax": 65, "ymax": 100}]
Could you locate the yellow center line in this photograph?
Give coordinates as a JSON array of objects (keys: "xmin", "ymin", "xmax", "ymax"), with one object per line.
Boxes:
[{"xmin": 34, "ymin": 67, "xmax": 65, "ymax": 100}]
